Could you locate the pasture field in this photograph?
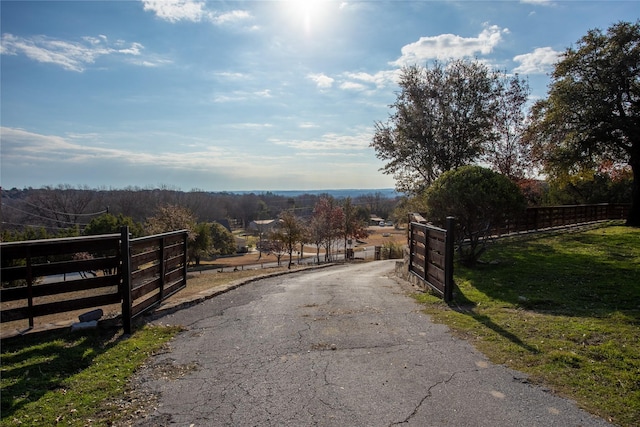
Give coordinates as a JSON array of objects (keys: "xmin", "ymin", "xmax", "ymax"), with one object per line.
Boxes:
[{"xmin": 414, "ymin": 225, "xmax": 640, "ymax": 427}]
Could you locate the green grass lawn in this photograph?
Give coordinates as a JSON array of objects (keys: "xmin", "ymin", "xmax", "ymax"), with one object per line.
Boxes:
[
  {"xmin": 1, "ymin": 325, "xmax": 180, "ymax": 426},
  {"xmin": 414, "ymin": 224, "xmax": 640, "ymax": 427}
]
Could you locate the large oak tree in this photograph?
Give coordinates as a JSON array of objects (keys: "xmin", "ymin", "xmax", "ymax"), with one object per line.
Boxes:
[
  {"xmin": 525, "ymin": 21, "xmax": 640, "ymax": 226},
  {"xmin": 371, "ymin": 59, "xmax": 500, "ymax": 195}
]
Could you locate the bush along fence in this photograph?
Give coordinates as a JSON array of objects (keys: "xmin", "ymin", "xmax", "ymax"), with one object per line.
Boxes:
[
  {"xmin": 0, "ymin": 226, "xmax": 188, "ymax": 336},
  {"xmin": 406, "ymin": 203, "xmax": 629, "ymax": 302}
]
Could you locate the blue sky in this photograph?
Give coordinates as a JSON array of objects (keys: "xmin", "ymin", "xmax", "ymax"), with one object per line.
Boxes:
[{"xmin": 1, "ymin": 1, "xmax": 637, "ymax": 192}]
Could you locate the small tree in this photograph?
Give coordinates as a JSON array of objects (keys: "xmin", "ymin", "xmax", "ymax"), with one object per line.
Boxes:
[
  {"xmin": 264, "ymin": 236, "xmax": 287, "ymax": 267},
  {"xmin": 189, "ymin": 222, "xmax": 213, "ymax": 266},
  {"xmin": 341, "ymin": 197, "xmax": 369, "ymax": 259},
  {"xmin": 83, "ymin": 213, "xmax": 144, "ymax": 238},
  {"xmin": 483, "ymin": 73, "xmax": 532, "ymax": 181},
  {"xmin": 425, "ymin": 166, "xmax": 526, "ymax": 266},
  {"xmin": 145, "ymin": 204, "xmax": 197, "ymax": 239},
  {"xmin": 311, "ymin": 197, "xmax": 344, "ymax": 262},
  {"xmin": 272, "ymin": 211, "xmax": 305, "ymax": 268},
  {"xmin": 210, "ymin": 222, "xmax": 236, "ymax": 256}
]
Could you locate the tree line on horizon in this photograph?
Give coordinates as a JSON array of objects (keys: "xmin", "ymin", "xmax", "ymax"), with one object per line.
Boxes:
[{"xmin": 0, "ymin": 185, "xmax": 399, "ymax": 243}]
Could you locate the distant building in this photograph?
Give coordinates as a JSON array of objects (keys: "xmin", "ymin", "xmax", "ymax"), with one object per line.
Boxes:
[
  {"xmin": 369, "ymin": 215, "xmax": 384, "ymax": 226},
  {"xmin": 248, "ymin": 219, "xmax": 279, "ymax": 234}
]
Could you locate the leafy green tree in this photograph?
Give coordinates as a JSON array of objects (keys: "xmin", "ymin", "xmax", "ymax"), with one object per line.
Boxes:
[
  {"xmin": 83, "ymin": 213, "xmax": 144, "ymax": 238},
  {"xmin": 210, "ymin": 222, "xmax": 236, "ymax": 256},
  {"xmin": 371, "ymin": 59, "xmax": 500, "ymax": 195},
  {"xmin": 525, "ymin": 21, "xmax": 640, "ymax": 226},
  {"xmin": 424, "ymin": 166, "xmax": 526, "ymax": 266},
  {"xmin": 189, "ymin": 222, "xmax": 213, "ymax": 266},
  {"xmin": 542, "ymin": 164, "xmax": 633, "ymax": 206}
]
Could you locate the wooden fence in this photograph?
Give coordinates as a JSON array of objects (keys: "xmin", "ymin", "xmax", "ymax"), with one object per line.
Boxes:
[
  {"xmin": 406, "ymin": 203, "xmax": 627, "ymax": 302},
  {"xmin": 1, "ymin": 227, "xmax": 188, "ymax": 335},
  {"xmin": 492, "ymin": 203, "xmax": 629, "ymax": 236},
  {"xmin": 408, "ymin": 216, "xmax": 455, "ymax": 302}
]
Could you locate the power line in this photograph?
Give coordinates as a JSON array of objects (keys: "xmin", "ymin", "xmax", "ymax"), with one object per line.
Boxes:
[
  {"xmin": 1, "ymin": 221, "xmax": 81, "ymax": 231},
  {"xmin": 17, "ymin": 199, "xmax": 108, "ymax": 216},
  {"xmin": 2, "ymin": 204, "xmax": 97, "ymax": 225}
]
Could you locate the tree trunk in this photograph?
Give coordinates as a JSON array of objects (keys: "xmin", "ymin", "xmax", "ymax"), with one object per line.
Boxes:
[{"xmin": 628, "ymin": 152, "xmax": 640, "ymax": 227}]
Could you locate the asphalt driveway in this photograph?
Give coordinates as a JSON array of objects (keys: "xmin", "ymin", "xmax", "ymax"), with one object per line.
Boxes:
[{"xmin": 134, "ymin": 260, "xmax": 611, "ymax": 426}]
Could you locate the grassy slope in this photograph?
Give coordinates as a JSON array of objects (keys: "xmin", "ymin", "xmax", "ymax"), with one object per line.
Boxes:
[
  {"xmin": 1, "ymin": 325, "xmax": 180, "ymax": 426},
  {"xmin": 414, "ymin": 225, "xmax": 640, "ymax": 426}
]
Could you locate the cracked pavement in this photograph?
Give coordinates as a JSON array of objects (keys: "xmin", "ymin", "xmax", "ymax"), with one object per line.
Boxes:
[{"xmin": 133, "ymin": 260, "xmax": 611, "ymax": 426}]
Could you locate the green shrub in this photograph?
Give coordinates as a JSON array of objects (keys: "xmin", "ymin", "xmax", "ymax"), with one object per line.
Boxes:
[{"xmin": 425, "ymin": 165, "xmax": 525, "ymax": 266}]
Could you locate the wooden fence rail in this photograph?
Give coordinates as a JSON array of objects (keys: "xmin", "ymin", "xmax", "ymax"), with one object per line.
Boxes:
[
  {"xmin": 493, "ymin": 203, "xmax": 629, "ymax": 236},
  {"xmin": 1, "ymin": 227, "xmax": 188, "ymax": 336},
  {"xmin": 406, "ymin": 203, "xmax": 628, "ymax": 302}
]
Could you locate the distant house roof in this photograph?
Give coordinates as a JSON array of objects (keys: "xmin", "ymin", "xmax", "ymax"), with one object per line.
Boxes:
[
  {"xmin": 214, "ymin": 218, "xmax": 232, "ymax": 232},
  {"xmin": 248, "ymin": 219, "xmax": 278, "ymax": 231}
]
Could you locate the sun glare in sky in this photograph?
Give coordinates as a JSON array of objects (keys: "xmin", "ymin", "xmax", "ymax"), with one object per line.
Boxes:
[{"xmin": 286, "ymin": 0, "xmax": 328, "ymax": 35}]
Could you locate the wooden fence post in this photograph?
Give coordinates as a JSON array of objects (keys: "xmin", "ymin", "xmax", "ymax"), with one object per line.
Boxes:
[
  {"xmin": 444, "ymin": 217, "xmax": 455, "ymax": 303},
  {"xmin": 26, "ymin": 248, "xmax": 34, "ymax": 329},
  {"xmin": 408, "ymin": 222, "xmax": 415, "ymax": 277},
  {"xmin": 120, "ymin": 226, "xmax": 132, "ymax": 335},
  {"xmin": 182, "ymin": 231, "xmax": 188, "ymax": 288}
]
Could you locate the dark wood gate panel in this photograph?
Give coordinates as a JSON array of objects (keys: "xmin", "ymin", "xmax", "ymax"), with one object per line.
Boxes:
[
  {"xmin": 1, "ymin": 228, "xmax": 188, "ymax": 336},
  {"xmin": 0, "ymin": 234, "xmax": 122, "ymax": 327},
  {"xmin": 408, "ymin": 217, "xmax": 455, "ymax": 302},
  {"xmin": 126, "ymin": 230, "xmax": 188, "ymax": 322}
]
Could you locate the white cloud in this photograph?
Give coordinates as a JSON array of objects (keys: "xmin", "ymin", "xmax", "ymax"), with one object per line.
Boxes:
[
  {"xmin": 141, "ymin": 0, "xmax": 252, "ymax": 26},
  {"xmin": 141, "ymin": 0, "xmax": 208, "ymax": 22},
  {"xmin": 255, "ymin": 89, "xmax": 272, "ymax": 98},
  {"xmin": 0, "ymin": 33, "xmax": 155, "ymax": 72},
  {"xmin": 299, "ymin": 122, "xmax": 318, "ymax": 129},
  {"xmin": 308, "ymin": 73, "xmax": 334, "ymax": 88},
  {"xmin": 211, "ymin": 89, "xmax": 272, "ymax": 103},
  {"xmin": 1, "ymin": 126, "xmax": 254, "ymax": 173},
  {"xmin": 212, "ymin": 10, "xmax": 252, "ymax": 25},
  {"xmin": 229, "ymin": 123, "xmax": 273, "ymax": 129},
  {"xmin": 341, "ymin": 70, "xmax": 398, "ymax": 89},
  {"xmin": 513, "ymin": 47, "xmax": 561, "ymax": 74},
  {"xmin": 339, "ymin": 81, "xmax": 367, "ymax": 91},
  {"xmin": 270, "ymin": 129, "xmax": 372, "ymax": 151},
  {"xmin": 520, "ymin": 0, "xmax": 554, "ymax": 5},
  {"xmin": 391, "ymin": 24, "xmax": 507, "ymax": 66}
]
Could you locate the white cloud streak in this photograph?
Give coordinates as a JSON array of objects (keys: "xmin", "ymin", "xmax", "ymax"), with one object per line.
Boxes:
[
  {"xmin": 1, "ymin": 127, "xmax": 387, "ymax": 190},
  {"xmin": 270, "ymin": 129, "xmax": 372, "ymax": 152},
  {"xmin": 520, "ymin": 0, "xmax": 555, "ymax": 5},
  {"xmin": 0, "ymin": 33, "xmax": 163, "ymax": 72}
]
